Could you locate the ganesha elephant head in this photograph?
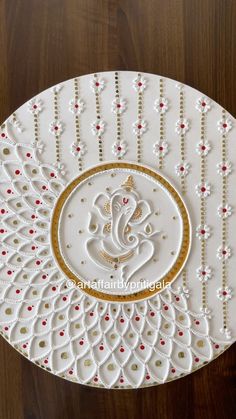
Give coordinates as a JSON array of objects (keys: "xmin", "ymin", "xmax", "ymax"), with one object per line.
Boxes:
[
  {"xmin": 93, "ymin": 175, "xmax": 152, "ymax": 251},
  {"xmin": 86, "ymin": 175, "xmax": 159, "ymax": 283}
]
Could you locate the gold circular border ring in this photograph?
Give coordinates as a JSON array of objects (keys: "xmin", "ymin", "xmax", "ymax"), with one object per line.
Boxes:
[{"xmin": 51, "ymin": 162, "xmax": 191, "ymax": 302}]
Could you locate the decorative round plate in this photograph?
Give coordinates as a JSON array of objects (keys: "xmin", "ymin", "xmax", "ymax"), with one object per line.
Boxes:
[{"xmin": 0, "ymin": 71, "xmax": 235, "ymax": 389}]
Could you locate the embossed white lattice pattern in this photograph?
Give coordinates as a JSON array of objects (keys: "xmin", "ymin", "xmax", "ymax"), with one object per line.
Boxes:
[{"xmin": 0, "ymin": 138, "xmax": 227, "ymax": 388}]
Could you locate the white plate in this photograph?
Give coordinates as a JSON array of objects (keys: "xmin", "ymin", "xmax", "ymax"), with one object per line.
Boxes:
[{"xmin": 0, "ymin": 71, "xmax": 235, "ymax": 388}]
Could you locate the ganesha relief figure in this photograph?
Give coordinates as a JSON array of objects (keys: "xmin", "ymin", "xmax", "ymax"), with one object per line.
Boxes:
[{"xmin": 86, "ymin": 175, "xmax": 160, "ymax": 285}]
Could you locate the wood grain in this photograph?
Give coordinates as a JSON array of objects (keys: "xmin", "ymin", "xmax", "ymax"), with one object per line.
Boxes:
[{"xmin": 0, "ymin": 1, "xmax": 235, "ymax": 418}]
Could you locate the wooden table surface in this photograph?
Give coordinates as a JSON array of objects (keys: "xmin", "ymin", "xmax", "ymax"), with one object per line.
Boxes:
[{"xmin": 0, "ymin": 1, "xmax": 235, "ymax": 418}]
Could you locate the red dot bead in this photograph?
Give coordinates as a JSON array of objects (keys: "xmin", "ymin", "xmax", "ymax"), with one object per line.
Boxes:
[
  {"xmin": 140, "ymin": 344, "xmax": 145, "ymax": 350},
  {"xmin": 79, "ymin": 340, "xmax": 84, "ymax": 345},
  {"xmin": 99, "ymin": 345, "xmax": 104, "ymax": 351}
]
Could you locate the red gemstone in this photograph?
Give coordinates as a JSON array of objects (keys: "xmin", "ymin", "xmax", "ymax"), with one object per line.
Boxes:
[
  {"xmin": 138, "ymin": 124, "xmax": 142, "ymax": 129},
  {"xmin": 117, "ymin": 104, "xmax": 121, "ymax": 108},
  {"xmin": 195, "ymin": 357, "xmax": 199, "ymax": 362},
  {"xmin": 201, "ymin": 187, "xmax": 206, "ymax": 192},
  {"xmin": 33, "ymin": 105, "xmax": 37, "ymax": 109},
  {"xmin": 79, "ymin": 340, "xmax": 84, "ymax": 345},
  {"xmin": 150, "ymin": 312, "xmax": 155, "ymax": 317},
  {"xmin": 120, "ymin": 347, "xmax": 124, "ymax": 353},
  {"xmin": 96, "ymin": 125, "xmax": 100, "ymax": 130},
  {"xmin": 50, "ymin": 172, "xmax": 55, "ymax": 177},
  {"xmin": 222, "ymin": 250, "xmax": 227, "ymax": 255},
  {"xmin": 223, "ymin": 123, "xmax": 227, "ymax": 128},
  {"xmin": 201, "ymin": 229, "xmax": 205, "ymax": 235},
  {"xmin": 16, "ymin": 289, "xmax": 20, "ymax": 294},
  {"xmin": 178, "ymin": 331, "xmax": 183, "ymax": 336},
  {"xmin": 180, "ymin": 124, "xmax": 185, "ymax": 129},
  {"xmin": 75, "ymin": 104, "xmax": 79, "ymax": 108},
  {"xmin": 105, "ymin": 316, "xmax": 109, "ymax": 321},
  {"xmin": 63, "ymin": 297, "xmax": 67, "ymax": 301},
  {"xmin": 180, "ymin": 166, "xmax": 184, "ymax": 171},
  {"xmin": 117, "ymin": 146, "xmax": 122, "ymax": 151},
  {"xmin": 222, "ymin": 166, "xmax": 227, "ymax": 171},
  {"xmin": 140, "ymin": 344, "xmax": 145, "ymax": 350},
  {"xmin": 223, "ymin": 208, "xmax": 227, "ymax": 213},
  {"xmin": 223, "ymin": 291, "xmax": 227, "ymax": 296},
  {"xmin": 159, "ymin": 146, "xmax": 163, "ymax": 151},
  {"xmin": 75, "ymin": 305, "xmax": 79, "ymax": 310},
  {"xmin": 26, "ymin": 153, "xmax": 31, "ymax": 157},
  {"xmin": 15, "ymin": 170, "xmax": 20, "ymax": 175},
  {"xmin": 99, "ymin": 345, "xmax": 104, "ymax": 351},
  {"xmin": 201, "ymin": 145, "xmax": 206, "ymax": 150},
  {"xmin": 27, "ymin": 306, "xmax": 32, "ymax": 311},
  {"xmin": 138, "ymin": 82, "xmax": 142, "ymax": 86},
  {"xmin": 59, "ymin": 331, "xmax": 64, "ymax": 336},
  {"xmin": 76, "ymin": 147, "xmax": 81, "ymax": 152},
  {"xmin": 1, "ymin": 133, "xmax": 6, "ymax": 137},
  {"xmin": 135, "ymin": 316, "xmax": 140, "ymax": 321},
  {"xmin": 54, "ymin": 126, "xmax": 58, "ymax": 131},
  {"xmin": 160, "ymin": 340, "xmax": 165, "ymax": 345},
  {"xmin": 202, "ymin": 102, "xmax": 206, "ymax": 107},
  {"xmin": 52, "ymin": 286, "xmax": 56, "ymax": 291},
  {"xmin": 160, "ymin": 103, "xmax": 164, "ymax": 107},
  {"xmin": 95, "ymin": 82, "xmax": 99, "ymax": 87},
  {"xmin": 120, "ymin": 318, "xmax": 125, "ymax": 323},
  {"xmin": 42, "ymin": 321, "xmax": 46, "ymax": 326},
  {"xmin": 90, "ymin": 312, "xmax": 94, "ymax": 316}
]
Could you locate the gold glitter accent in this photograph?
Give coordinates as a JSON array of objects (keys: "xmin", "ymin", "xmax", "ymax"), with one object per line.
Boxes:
[
  {"xmin": 155, "ymin": 360, "xmax": 162, "ymax": 367},
  {"xmin": 84, "ymin": 359, "xmax": 92, "ymax": 366},
  {"xmin": 130, "ymin": 206, "xmax": 142, "ymax": 221},
  {"xmin": 107, "ymin": 363, "xmax": 115, "ymax": 371},
  {"xmin": 61, "ymin": 352, "xmax": 68, "ymax": 359},
  {"xmin": 178, "ymin": 351, "xmax": 185, "ymax": 358},
  {"xmin": 197, "ymin": 340, "xmax": 204, "ymax": 348},
  {"xmin": 131, "ymin": 364, "xmax": 138, "ymax": 371},
  {"xmin": 20, "ymin": 327, "xmax": 27, "ymax": 334},
  {"xmin": 3, "ymin": 148, "xmax": 10, "ymax": 155},
  {"xmin": 39, "ymin": 340, "xmax": 46, "ymax": 348},
  {"xmin": 5, "ymin": 308, "xmax": 12, "ymax": 315},
  {"xmin": 121, "ymin": 175, "xmax": 135, "ymax": 190}
]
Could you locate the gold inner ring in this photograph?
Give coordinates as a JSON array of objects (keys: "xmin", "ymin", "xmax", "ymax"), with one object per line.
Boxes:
[{"xmin": 51, "ymin": 162, "xmax": 191, "ymax": 302}]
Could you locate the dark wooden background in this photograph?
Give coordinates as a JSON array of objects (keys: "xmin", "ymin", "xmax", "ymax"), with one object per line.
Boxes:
[{"xmin": 0, "ymin": 1, "xmax": 235, "ymax": 418}]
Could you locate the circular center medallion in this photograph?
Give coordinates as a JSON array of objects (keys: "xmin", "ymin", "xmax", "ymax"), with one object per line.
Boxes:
[{"xmin": 51, "ymin": 162, "xmax": 191, "ymax": 301}]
